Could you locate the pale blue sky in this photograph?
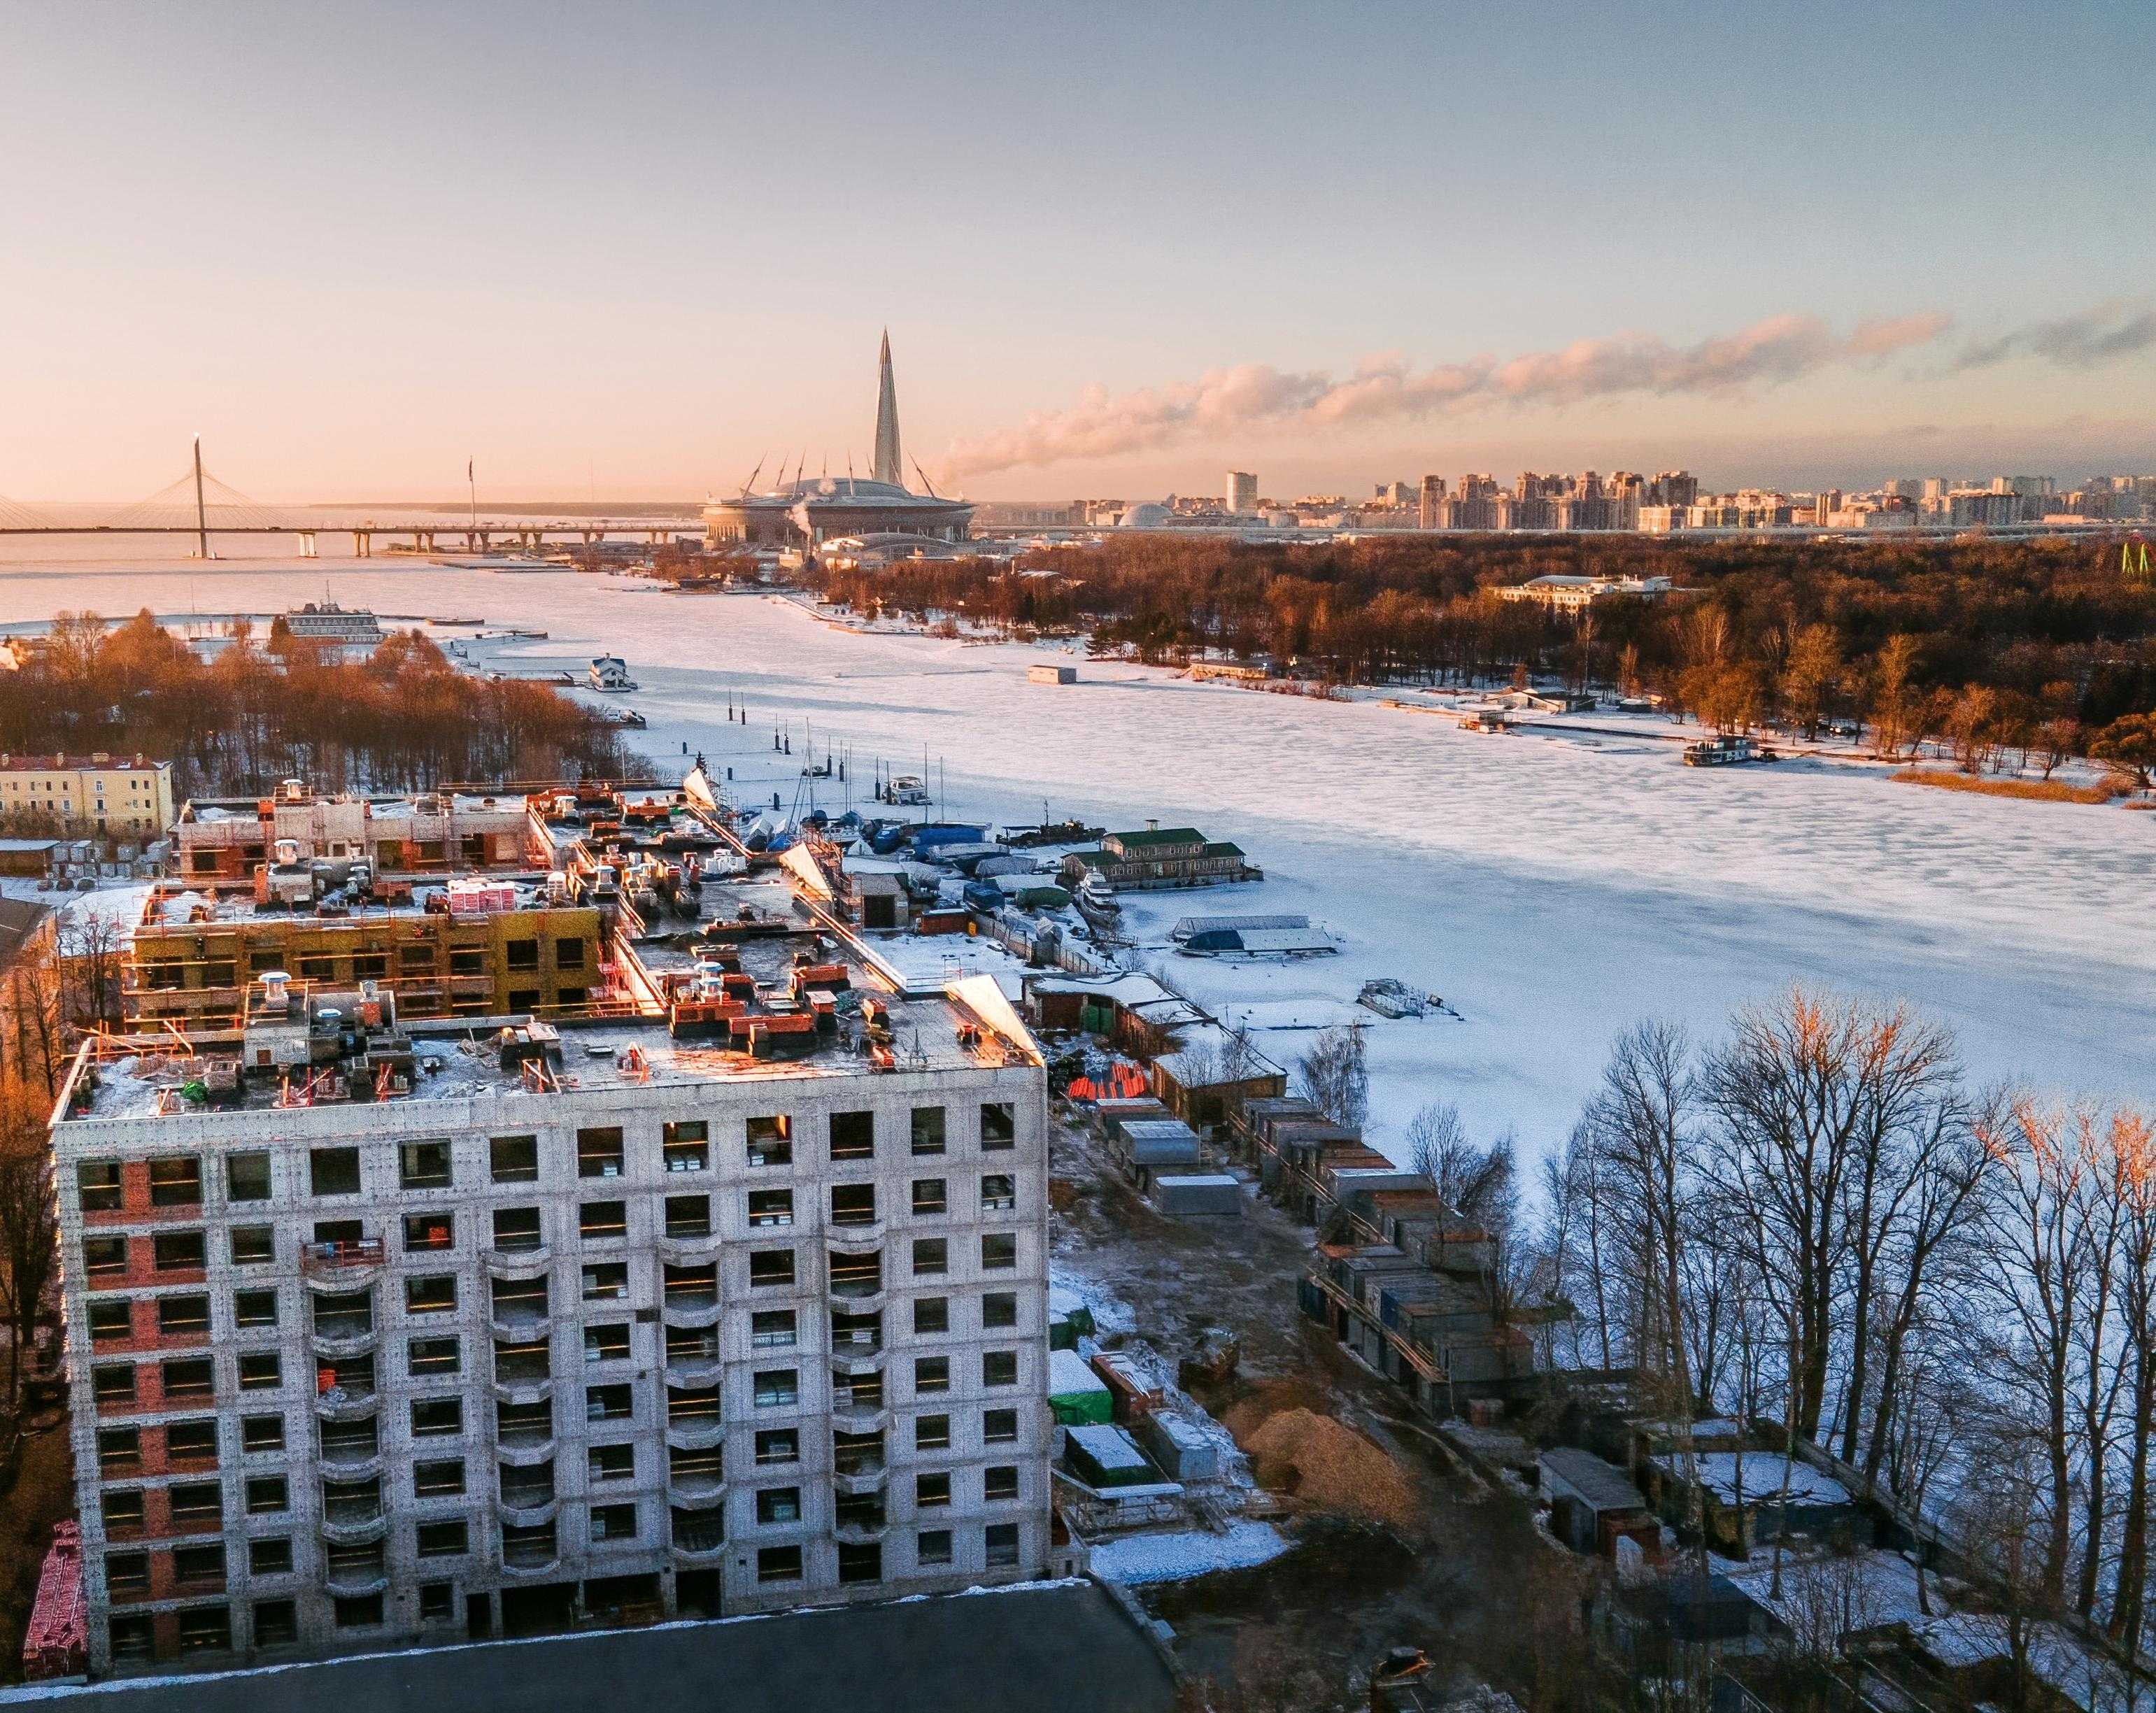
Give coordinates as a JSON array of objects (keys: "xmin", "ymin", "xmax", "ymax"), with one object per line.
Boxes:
[{"xmin": 1, "ymin": 0, "xmax": 2150, "ymax": 499}]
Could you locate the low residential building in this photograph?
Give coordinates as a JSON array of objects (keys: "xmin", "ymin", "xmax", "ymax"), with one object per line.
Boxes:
[
  {"xmin": 1058, "ymin": 825, "xmax": 1259, "ymax": 892},
  {"xmin": 0, "ymin": 753, "xmax": 175, "ymax": 837}
]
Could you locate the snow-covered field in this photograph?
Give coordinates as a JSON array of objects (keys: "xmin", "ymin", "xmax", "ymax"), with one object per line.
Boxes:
[{"xmin": 4, "ymin": 555, "xmax": 2151, "ymax": 1165}]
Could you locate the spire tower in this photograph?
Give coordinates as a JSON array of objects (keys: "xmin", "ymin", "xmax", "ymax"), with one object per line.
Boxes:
[{"xmin": 872, "ymin": 329, "xmax": 903, "ymax": 488}]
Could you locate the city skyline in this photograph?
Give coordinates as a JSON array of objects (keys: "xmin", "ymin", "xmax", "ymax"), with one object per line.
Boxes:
[{"xmin": 1, "ymin": 1, "xmax": 2151, "ymax": 503}]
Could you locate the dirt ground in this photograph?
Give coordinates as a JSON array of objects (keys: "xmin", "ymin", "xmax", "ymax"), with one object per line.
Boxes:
[
  {"xmin": 0, "ymin": 1415, "xmax": 78, "ymax": 1684},
  {"xmin": 1050, "ymin": 1116, "xmax": 1603, "ymax": 1711}
]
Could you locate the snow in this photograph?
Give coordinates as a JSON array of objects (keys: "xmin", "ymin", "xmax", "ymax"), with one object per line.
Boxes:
[
  {"xmin": 1087, "ymin": 1520, "xmax": 1291, "ymax": 1585},
  {"xmin": 6, "ymin": 557, "xmax": 2153, "ymax": 1166}
]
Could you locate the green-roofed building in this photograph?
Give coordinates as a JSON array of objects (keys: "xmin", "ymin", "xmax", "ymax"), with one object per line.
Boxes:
[{"xmin": 1058, "ymin": 823, "xmax": 1261, "ymax": 892}]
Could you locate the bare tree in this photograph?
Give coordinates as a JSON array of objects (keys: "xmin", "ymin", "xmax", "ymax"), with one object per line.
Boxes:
[
  {"xmin": 1296, "ymin": 1023, "xmax": 1368, "ymax": 1131},
  {"xmin": 1582, "ymin": 1019, "xmax": 1702, "ymax": 1410}
]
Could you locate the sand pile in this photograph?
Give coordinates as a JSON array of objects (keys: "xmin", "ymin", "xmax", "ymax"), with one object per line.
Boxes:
[{"xmin": 1236, "ymin": 1407, "xmax": 1417, "ymax": 1530}]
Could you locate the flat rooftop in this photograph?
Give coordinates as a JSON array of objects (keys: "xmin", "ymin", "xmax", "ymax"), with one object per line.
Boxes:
[{"xmin": 0, "ymin": 1580, "xmax": 1175, "ymax": 1713}]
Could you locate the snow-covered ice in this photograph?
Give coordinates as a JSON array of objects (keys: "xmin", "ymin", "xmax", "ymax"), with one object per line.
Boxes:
[{"xmin": 4, "ymin": 557, "xmax": 2151, "ymax": 1165}]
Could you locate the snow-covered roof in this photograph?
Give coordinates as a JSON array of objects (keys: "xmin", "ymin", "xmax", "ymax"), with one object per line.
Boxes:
[
  {"xmin": 1659, "ymin": 1452, "xmax": 1852, "ymax": 1507},
  {"xmin": 1066, "ymin": 1425, "xmax": 1151, "ymax": 1471},
  {"xmin": 1048, "ymin": 1349, "xmax": 1108, "ymax": 1398}
]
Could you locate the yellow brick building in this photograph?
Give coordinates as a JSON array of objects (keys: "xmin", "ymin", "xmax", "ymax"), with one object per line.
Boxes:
[{"xmin": 0, "ymin": 753, "xmax": 175, "ymax": 837}]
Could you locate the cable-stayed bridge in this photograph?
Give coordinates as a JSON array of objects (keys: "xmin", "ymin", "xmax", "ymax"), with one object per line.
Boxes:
[{"xmin": 1, "ymin": 446, "xmax": 702, "ymax": 557}]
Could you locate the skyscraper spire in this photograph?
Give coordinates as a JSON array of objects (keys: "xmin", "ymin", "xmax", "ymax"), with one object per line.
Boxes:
[{"xmin": 872, "ymin": 329, "xmax": 903, "ymax": 488}]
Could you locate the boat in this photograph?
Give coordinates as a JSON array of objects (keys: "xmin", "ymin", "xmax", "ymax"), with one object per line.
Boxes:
[
  {"xmin": 1682, "ymin": 734, "xmax": 1777, "ymax": 767},
  {"xmin": 1075, "ymin": 871, "xmax": 1121, "ymax": 923}
]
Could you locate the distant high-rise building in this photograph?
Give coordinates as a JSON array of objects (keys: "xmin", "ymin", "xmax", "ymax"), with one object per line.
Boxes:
[
  {"xmin": 1226, "ymin": 471, "xmax": 1257, "ymax": 515},
  {"xmin": 1815, "ymin": 488, "xmax": 1843, "ymax": 525},
  {"xmin": 1650, "ymin": 470, "xmax": 1699, "ymax": 509},
  {"xmin": 1417, "ymin": 475, "xmax": 1447, "ymax": 529}
]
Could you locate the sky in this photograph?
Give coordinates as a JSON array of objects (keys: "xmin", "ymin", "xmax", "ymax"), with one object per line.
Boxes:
[{"xmin": 1, "ymin": 0, "xmax": 2151, "ymax": 505}]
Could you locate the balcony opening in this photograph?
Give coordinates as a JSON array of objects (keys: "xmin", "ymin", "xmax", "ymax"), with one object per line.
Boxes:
[
  {"xmin": 404, "ymin": 1211, "xmax": 455, "ymax": 1253},
  {"xmin": 910, "ymin": 1178, "xmax": 946, "ymax": 1217},
  {"xmin": 833, "ymin": 1372, "xmax": 884, "ymax": 1415},
  {"xmin": 831, "ymin": 1184, "xmax": 877, "ymax": 1227},
  {"xmin": 672, "ymin": 1507, "xmax": 725, "ymax": 1556},
  {"xmin": 838, "ymin": 1541, "xmax": 882, "ymax": 1584},
  {"xmin": 662, "ymin": 1262, "xmax": 718, "ymax": 1310},
  {"xmin": 747, "ymin": 1188, "xmax": 794, "ymax": 1229},
  {"xmin": 833, "ymin": 1429, "xmax": 884, "ymax": 1479},
  {"xmin": 495, "ymin": 1398, "xmax": 553, "ymax": 1449},
  {"xmin": 97, "ymin": 1427, "xmax": 141, "ymax": 1476},
  {"xmin": 492, "ymin": 1207, "xmax": 543, "ymax": 1253},
  {"xmin": 492, "ymin": 1275, "xmax": 550, "ymax": 1330},
  {"xmin": 494, "ymin": 1337, "xmax": 551, "ymax": 1388},
  {"xmin": 755, "ymin": 1486, "xmax": 801, "ymax": 1526},
  {"xmin": 753, "ymin": 1428, "xmax": 798, "ymax": 1466},
  {"xmin": 322, "ymin": 1477, "xmax": 383, "ymax": 1529},
  {"xmin": 747, "ymin": 1249, "xmax": 794, "ymax": 1290},
  {"xmin": 980, "ymin": 1174, "xmax": 1016, "ymax": 1213},
  {"xmin": 667, "ymin": 1384, "xmax": 722, "ymax": 1428},
  {"xmin": 981, "ymin": 1102, "xmax": 1016, "ymax": 1151},
  {"xmin": 318, "ymin": 1419, "xmax": 378, "ymax": 1467},
  {"xmin": 828, "ymin": 1251, "xmax": 882, "ymax": 1302},
  {"xmin": 666, "ymin": 1325, "xmax": 720, "ymax": 1366},
  {"xmin": 909, "ymin": 1107, "xmax": 945, "ymax": 1158},
  {"xmin": 499, "ymin": 1462, "xmax": 555, "ymax": 1509}
]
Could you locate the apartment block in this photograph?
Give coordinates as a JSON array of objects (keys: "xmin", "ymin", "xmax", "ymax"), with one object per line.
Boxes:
[
  {"xmin": 0, "ymin": 752, "xmax": 174, "ymax": 836},
  {"xmin": 52, "ymin": 938, "xmax": 1054, "ymax": 1675}
]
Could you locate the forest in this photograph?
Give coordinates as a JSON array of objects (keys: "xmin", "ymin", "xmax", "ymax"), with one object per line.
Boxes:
[
  {"xmin": 810, "ymin": 533, "xmax": 2156, "ymax": 776},
  {"xmin": 0, "ymin": 611, "xmax": 644, "ymax": 811}
]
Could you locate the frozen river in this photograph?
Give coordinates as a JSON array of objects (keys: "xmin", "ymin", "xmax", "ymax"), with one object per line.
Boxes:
[{"xmin": 3, "ymin": 553, "xmax": 2150, "ymax": 1162}]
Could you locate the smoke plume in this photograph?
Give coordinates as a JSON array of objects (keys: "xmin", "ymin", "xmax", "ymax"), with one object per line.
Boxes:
[{"xmin": 941, "ymin": 308, "xmax": 1952, "ymax": 478}]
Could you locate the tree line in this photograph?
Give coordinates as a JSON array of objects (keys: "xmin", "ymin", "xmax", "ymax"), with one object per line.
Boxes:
[
  {"xmin": 0, "ymin": 611, "xmax": 644, "ymax": 809},
  {"xmin": 1382, "ymin": 987, "xmax": 2156, "ymax": 1668},
  {"xmin": 810, "ymin": 533, "xmax": 2156, "ymax": 776}
]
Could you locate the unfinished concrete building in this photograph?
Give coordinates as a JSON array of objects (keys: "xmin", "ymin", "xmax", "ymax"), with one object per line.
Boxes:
[
  {"xmin": 50, "ymin": 841, "xmax": 1057, "ymax": 1675},
  {"xmin": 171, "ymin": 783, "xmax": 544, "ymax": 890}
]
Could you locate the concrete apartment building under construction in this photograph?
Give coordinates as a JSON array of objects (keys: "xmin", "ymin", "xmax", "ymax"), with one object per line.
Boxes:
[{"xmin": 47, "ymin": 789, "xmax": 1060, "ymax": 1677}]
